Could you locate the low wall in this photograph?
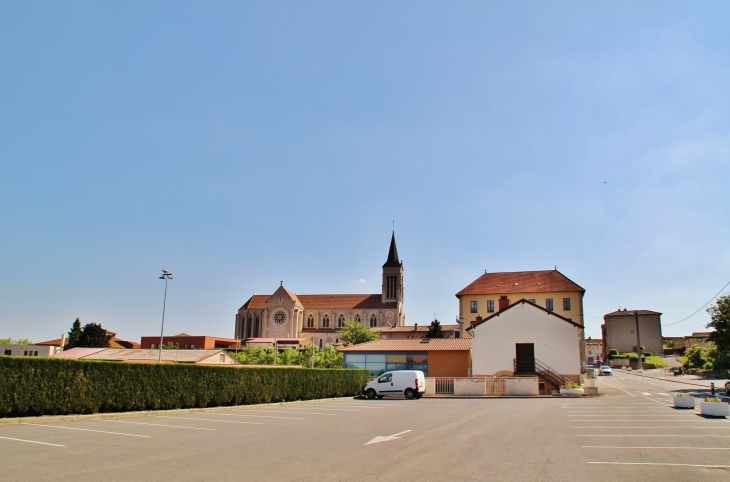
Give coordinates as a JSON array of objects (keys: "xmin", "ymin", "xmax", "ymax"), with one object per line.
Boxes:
[
  {"xmin": 505, "ymin": 378, "xmax": 539, "ymax": 396},
  {"xmin": 454, "ymin": 378, "xmax": 486, "ymax": 396}
]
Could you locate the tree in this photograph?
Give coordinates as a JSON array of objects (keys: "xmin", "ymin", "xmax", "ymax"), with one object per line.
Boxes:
[
  {"xmin": 665, "ymin": 339, "xmax": 676, "ymax": 348},
  {"xmin": 67, "ymin": 318, "xmax": 83, "ymax": 349},
  {"xmin": 684, "ymin": 345, "xmax": 706, "ymax": 369},
  {"xmin": 77, "ymin": 323, "xmax": 112, "ymax": 348},
  {"xmin": 338, "ymin": 318, "xmax": 379, "ymax": 345},
  {"xmin": 426, "ymin": 319, "xmax": 444, "ymax": 338},
  {"xmin": 0, "ymin": 338, "xmax": 33, "ymax": 345},
  {"xmin": 706, "ymin": 294, "xmax": 730, "ymax": 370},
  {"xmin": 161, "ymin": 342, "xmax": 179, "ymax": 349}
]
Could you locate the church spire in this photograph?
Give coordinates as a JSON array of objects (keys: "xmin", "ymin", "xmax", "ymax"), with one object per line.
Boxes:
[{"xmin": 382, "ymin": 231, "xmax": 402, "ymax": 268}]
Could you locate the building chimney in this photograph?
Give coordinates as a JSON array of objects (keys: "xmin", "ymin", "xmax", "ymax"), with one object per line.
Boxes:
[
  {"xmin": 499, "ymin": 296, "xmax": 510, "ymax": 311},
  {"xmin": 475, "ymin": 315, "xmax": 483, "ymax": 323}
]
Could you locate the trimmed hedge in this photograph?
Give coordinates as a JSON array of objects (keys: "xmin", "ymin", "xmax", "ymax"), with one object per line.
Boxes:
[{"xmin": 0, "ymin": 357, "xmax": 368, "ymax": 418}]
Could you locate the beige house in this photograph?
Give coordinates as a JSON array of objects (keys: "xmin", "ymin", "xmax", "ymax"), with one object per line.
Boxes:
[
  {"xmin": 455, "ymin": 269, "xmax": 585, "ymax": 333},
  {"xmin": 585, "ymin": 338, "xmax": 603, "ymax": 364},
  {"xmin": 236, "ymin": 233, "xmax": 405, "ymax": 350},
  {"xmin": 0, "ymin": 344, "xmax": 59, "ymax": 357},
  {"xmin": 685, "ymin": 332, "xmax": 712, "ymax": 349},
  {"xmin": 601, "ymin": 309, "xmax": 663, "ymax": 358}
]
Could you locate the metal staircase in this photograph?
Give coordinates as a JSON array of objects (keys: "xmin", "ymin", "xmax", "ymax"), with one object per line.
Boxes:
[{"xmin": 513, "ymin": 358, "xmax": 572, "ymax": 391}]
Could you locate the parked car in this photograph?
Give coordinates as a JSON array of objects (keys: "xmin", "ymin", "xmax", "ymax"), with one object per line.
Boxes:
[
  {"xmin": 600, "ymin": 365, "xmax": 613, "ymax": 376},
  {"xmin": 362, "ymin": 370, "xmax": 426, "ymax": 400}
]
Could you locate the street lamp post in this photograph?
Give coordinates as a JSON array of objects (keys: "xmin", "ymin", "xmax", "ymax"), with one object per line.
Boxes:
[{"xmin": 158, "ymin": 270, "xmax": 173, "ymax": 363}]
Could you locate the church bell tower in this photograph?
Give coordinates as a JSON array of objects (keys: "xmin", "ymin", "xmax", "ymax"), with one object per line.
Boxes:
[{"xmin": 382, "ymin": 232, "xmax": 404, "ymax": 314}]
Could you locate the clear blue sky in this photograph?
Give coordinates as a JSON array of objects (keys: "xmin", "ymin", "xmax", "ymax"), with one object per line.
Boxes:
[{"xmin": 2, "ymin": 2, "xmax": 729, "ymax": 343}]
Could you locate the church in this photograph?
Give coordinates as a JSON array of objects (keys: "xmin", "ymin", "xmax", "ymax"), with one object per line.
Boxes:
[{"xmin": 235, "ymin": 233, "xmax": 405, "ymax": 349}]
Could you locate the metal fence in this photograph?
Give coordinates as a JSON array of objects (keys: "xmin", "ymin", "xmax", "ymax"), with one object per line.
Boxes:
[
  {"xmin": 485, "ymin": 377, "xmax": 507, "ymax": 395},
  {"xmin": 435, "ymin": 378, "xmax": 454, "ymax": 394}
]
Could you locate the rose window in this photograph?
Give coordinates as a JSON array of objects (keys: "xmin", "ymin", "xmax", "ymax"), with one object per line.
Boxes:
[{"xmin": 273, "ymin": 310, "xmax": 286, "ymax": 325}]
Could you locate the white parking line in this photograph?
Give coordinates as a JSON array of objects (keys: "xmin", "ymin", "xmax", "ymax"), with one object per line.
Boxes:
[
  {"xmin": 567, "ymin": 413, "xmax": 697, "ymax": 416},
  {"xmin": 238, "ymin": 410, "xmax": 335, "ymax": 416},
  {"xmin": 588, "ymin": 462, "xmax": 730, "ymax": 468},
  {"xmin": 157, "ymin": 416, "xmax": 263, "ymax": 425},
  {"xmin": 23, "ymin": 424, "xmax": 150, "ymax": 438},
  {"xmin": 582, "ymin": 445, "xmax": 730, "ymax": 450},
  {"xmin": 102, "ymin": 420, "xmax": 215, "ymax": 431},
  {"xmin": 573, "ymin": 426, "xmax": 730, "ymax": 429},
  {"xmin": 215, "ymin": 413, "xmax": 303, "ymax": 420},
  {"xmin": 570, "ymin": 420, "xmax": 706, "ymax": 422},
  {"xmin": 281, "ymin": 407, "xmax": 361, "ymax": 412},
  {"xmin": 0, "ymin": 435, "xmax": 65, "ymax": 447},
  {"xmin": 578, "ymin": 434, "xmax": 730, "ymax": 437}
]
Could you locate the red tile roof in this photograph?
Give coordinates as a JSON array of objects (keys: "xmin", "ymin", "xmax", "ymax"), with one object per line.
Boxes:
[
  {"xmin": 456, "ymin": 270, "xmax": 584, "ymax": 296},
  {"xmin": 338, "ymin": 339, "xmax": 471, "ymax": 352},
  {"xmin": 240, "ymin": 294, "xmax": 396, "ymax": 311}
]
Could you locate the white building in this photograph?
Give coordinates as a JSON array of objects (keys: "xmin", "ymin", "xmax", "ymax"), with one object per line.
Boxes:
[
  {"xmin": 1, "ymin": 344, "xmax": 59, "ymax": 357},
  {"xmin": 470, "ymin": 299, "xmax": 583, "ymax": 390}
]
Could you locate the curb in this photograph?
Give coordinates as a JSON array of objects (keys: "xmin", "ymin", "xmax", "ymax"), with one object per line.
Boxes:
[{"xmin": 0, "ymin": 397, "xmax": 356, "ymax": 426}]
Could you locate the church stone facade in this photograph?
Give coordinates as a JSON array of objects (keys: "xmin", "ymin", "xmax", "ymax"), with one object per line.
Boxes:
[{"xmin": 235, "ymin": 233, "xmax": 405, "ymax": 349}]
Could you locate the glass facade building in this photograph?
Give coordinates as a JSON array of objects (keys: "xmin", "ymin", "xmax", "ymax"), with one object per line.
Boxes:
[{"xmin": 344, "ymin": 352, "xmax": 428, "ymax": 376}]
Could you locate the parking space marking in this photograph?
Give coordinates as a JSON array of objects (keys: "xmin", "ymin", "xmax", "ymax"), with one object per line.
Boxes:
[
  {"xmin": 578, "ymin": 434, "xmax": 730, "ymax": 437},
  {"xmin": 587, "ymin": 462, "xmax": 730, "ymax": 468},
  {"xmin": 573, "ymin": 426, "xmax": 730, "ymax": 429},
  {"xmin": 157, "ymin": 416, "xmax": 263, "ymax": 425},
  {"xmin": 570, "ymin": 418, "xmax": 705, "ymax": 421},
  {"xmin": 239, "ymin": 410, "xmax": 335, "ymax": 416},
  {"xmin": 215, "ymin": 413, "xmax": 303, "ymax": 420},
  {"xmin": 281, "ymin": 407, "xmax": 361, "ymax": 412},
  {"xmin": 0, "ymin": 436, "xmax": 65, "ymax": 447},
  {"xmin": 595, "ymin": 379, "xmax": 637, "ymax": 397},
  {"xmin": 102, "ymin": 420, "xmax": 215, "ymax": 431},
  {"xmin": 582, "ymin": 445, "xmax": 730, "ymax": 450},
  {"xmin": 23, "ymin": 424, "xmax": 150, "ymax": 438}
]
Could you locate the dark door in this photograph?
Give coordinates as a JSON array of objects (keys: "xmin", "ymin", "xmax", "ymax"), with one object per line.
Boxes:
[{"xmin": 515, "ymin": 343, "xmax": 535, "ymax": 372}]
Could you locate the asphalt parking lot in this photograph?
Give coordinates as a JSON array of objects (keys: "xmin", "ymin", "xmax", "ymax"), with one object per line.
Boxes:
[{"xmin": 1, "ymin": 372, "xmax": 728, "ymax": 481}]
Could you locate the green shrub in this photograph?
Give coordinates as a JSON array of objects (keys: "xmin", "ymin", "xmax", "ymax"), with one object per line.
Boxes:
[{"xmin": 0, "ymin": 357, "xmax": 368, "ymax": 418}]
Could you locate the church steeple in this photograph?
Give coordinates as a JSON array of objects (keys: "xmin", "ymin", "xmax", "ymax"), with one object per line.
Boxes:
[
  {"xmin": 381, "ymin": 232, "xmax": 404, "ymax": 315},
  {"xmin": 382, "ymin": 231, "xmax": 402, "ymax": 268}
]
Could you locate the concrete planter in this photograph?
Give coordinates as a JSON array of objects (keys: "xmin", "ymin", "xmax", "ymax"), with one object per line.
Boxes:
[
  {"xmin": 560, "ymin": 388, "xmax": 584, "ymax": 397},
  {"xmin": 585, "ymin": 380, "xmax": 596, "ymax": 388},
  {"xmin": 700, "ymin": 401, "xmax": 729, "ymax": 417},
  {"xmin": 673, "ymin": 396, "xmax": 695, "ymax": 409}
]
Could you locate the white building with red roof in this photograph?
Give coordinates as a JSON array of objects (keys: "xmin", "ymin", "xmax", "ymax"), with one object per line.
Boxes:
[{"xmin": 236, "ymin": 233, "xmax": 405, "ymax": 349}]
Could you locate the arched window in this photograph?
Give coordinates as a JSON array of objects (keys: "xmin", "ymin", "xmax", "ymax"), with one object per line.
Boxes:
[
  {"xmin": 335, "ymin": 338, "xmax": 339, "ymax": 343},
  {"xmin": 307, "ymin": 314, "xmax": 314, "ymax": 328},
  {"xmin": 322, "ymin": 314, "xmax": 330, "ymax": 328},
  {"xmin": 246, "ymin": 314, "xmax": 252, "ymax": 339},
  {"xmin": 254, "ymin": 314, "xmax": 260, "ymax": 337},
  {"xmin": 337, "ymin": 314, "xmax": 345, "ymax": 328},
  {"xmin": 370, "ymin": 314, "xmax": 377, "ymax": 327},
  {"xmin": 354, "ymin": 314, "xmax": 361, "ymax": 323},
  {"xmin": 318, "ymin": 338, "xmax": 323, "ymax": 349}
]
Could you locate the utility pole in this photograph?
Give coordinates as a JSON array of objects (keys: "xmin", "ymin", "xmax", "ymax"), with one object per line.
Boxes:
[
  {"xmin": 158, "ymin": 270, "xmax": 173, "ymax": 363},
  {"xmin": 311, "ymin": 336, "xmax": 315, "ymax": 368},
  {"xmin": 634, "ymin": 311, "xmax": 643, "ymax": 372}
]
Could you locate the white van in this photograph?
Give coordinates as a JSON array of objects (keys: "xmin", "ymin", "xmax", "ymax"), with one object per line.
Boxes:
[{"xmin": 362, "ymin": 370, "xmax": 426, "ymax": 400}]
